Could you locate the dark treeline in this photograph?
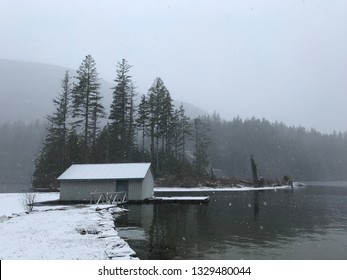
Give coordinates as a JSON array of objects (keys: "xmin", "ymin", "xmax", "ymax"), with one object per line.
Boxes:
[
  {"xmin": 2, "ymin": 56, "xmax": 347, "ymax": 188},
  {"xmin": 206, "ymin": 113, "xmax": 347, "ymax": 181},
  {"xmin": 32, "ymin": 56, "xmax": 209, "ymax": 189},
  {"xmin": 0, "ymin": 121, "xmax": 45, "ymax": 184}
]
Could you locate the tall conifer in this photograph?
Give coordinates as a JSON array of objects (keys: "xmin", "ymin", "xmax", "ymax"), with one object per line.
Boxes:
[
  {"xmin": 71, "ymin": 55, "xmax": 105, "ymax": 160},
  {"xmin": 109, "ymin": 59, "xmax": 136, "ymax": 162},
  {"xmin": 32, "ymin": 71, "xmax": 72, "ymax": 188}
]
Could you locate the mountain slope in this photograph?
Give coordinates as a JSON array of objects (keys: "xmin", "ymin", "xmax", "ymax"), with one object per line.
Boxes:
[
  {"xmin": 0, "ymin": 59, "xmax": 207, "ymax": 123},
  {"xmin": 0, "ymin": 59, "xmax": 113, "ymax": 123}
]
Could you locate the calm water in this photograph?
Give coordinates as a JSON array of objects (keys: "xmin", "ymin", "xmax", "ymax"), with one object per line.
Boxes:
[
  {"xmin": 115, "ymin": 183, "xmax": 347, "ymax": 259},
  {"xmin": 0, "ymin": 183, "xmax": 31, "ymax": 193}
]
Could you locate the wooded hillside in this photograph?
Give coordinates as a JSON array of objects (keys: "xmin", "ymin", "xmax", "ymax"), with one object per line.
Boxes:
[{"xmin": 206, "ymin": 114, "xmax": 347, "ymax": 181}]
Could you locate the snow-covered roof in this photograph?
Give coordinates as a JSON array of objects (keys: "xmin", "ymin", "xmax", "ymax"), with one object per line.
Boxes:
[{"xmin": 57, "ymin": 163, "xmax": 152, "ymax": 180}]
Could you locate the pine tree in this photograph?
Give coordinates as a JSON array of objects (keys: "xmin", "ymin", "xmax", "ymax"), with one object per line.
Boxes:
[
  {"xmin": 92, "ymin": 125, "xmax": 111, "ymax": 163},
  {"xmin": 64, "ymin": 130, "xmax": 84, "ymax": 165},
  {"xmin": 160, "ymin": 89, "xmax": 174, "ymax": 152},
  {"xmin": 170, "ymin": 108, "xmax": 181, "ymax": 161},
  {"xmin": 49, "ymin": 70, "xmax": 72, "ymax": 169},
  {"xmin": 71, "ymin": 55, "xmax": 105, "ymax": 161},
  {"xmin": 147, "ymin": 77, "xmax": 172, "ymax": 175},
  {"xmin": 170, "ymin": 105, "xmax": 191, "ymax": 162},
  {"xmin": 32, "ymin": 71, "xmax": 72, "ymax": 189},
  {"xmin": 109, "ymin": 59, "xmax": 136, "ymax": 162},
  {"xmin": 192, "ymin": 117, "xmax": 210, "ymax": 176},
  {"xmin": 178, "ymin": 105, "xmax": 191, "ymax": 161},
  {"xmin": 126, "ymin": 82, "xmax": 137, "ymax": 161},
  {"xmin": 136, "ymin": 94, "xmax": 150, "ymax": 161}
]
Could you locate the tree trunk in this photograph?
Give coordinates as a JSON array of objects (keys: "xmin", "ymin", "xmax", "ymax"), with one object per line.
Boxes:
[{"xmin": 250, "ymin": 155, "xmax": 259, "ymax": 187}]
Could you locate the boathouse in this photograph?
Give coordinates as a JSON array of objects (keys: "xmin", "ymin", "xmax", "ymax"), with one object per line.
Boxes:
[{"xmin": 57, "ymin": 163, "xmax": 154, "ymax": 202}]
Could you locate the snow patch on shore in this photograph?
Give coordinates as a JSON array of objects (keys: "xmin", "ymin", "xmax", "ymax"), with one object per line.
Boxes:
[
  {"xmin": 155, "ymin": 182, "xmax": 304, "ymax": 193},
  {"xmin": 0, "ymin": 193, "xmax": 137, "ymax": 260}
]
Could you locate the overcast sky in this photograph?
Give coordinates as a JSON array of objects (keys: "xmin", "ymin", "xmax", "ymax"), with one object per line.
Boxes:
[{"xmin": 1, "ymin": 0, "xmax": 347, "ymax": 133}]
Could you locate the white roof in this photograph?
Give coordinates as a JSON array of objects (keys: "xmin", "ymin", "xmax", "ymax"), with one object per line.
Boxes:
[{"xmin": 57, "ymin": 163, "xmax": 152, "ymax": 180}]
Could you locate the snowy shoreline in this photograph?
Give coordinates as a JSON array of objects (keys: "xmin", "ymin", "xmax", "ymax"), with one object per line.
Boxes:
[
  {"xmin": 154, "ymin": 182, "xmax": 304, "ymax": 193},
  {"xmin": 0, "ymin": 193, "xmax": 137, "ymax": 260},
  {"xmin": 0, "ymin": 183, "xmax": 305, "ymax": 259}
]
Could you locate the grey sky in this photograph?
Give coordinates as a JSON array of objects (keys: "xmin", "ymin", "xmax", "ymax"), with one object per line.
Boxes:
[{"xmin": 1, "ymin": 0, "xmax": 347, "ymax": 133}]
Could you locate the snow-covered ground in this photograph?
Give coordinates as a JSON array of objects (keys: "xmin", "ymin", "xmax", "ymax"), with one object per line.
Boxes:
[
  {"xmin": 154, "ymin": 182, "xmax": 304, "ymax": 193},
  {"xmin": 153, "ymin": 196, "xmax": 210, "ymax": 201},
  {"xmin": 0, "ymin": 192, "xmax": 137, "ymax": 260},
  {"xmin": 0, "ymin": 183, "xmax": 305, "ymax": 259}
]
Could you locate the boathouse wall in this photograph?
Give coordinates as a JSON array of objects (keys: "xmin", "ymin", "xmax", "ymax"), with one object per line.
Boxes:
[
  {"xmin": 58, "ymin": 163, "xmax": 154, "ymax": 202},
  {"xmin": 60, "ymin": 180, "xmax": 116, "ymax": 201}
]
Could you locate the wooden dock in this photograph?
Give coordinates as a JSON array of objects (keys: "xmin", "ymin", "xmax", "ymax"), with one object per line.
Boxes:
[{"xmin": 89, "ymin": 191, "xmax": 127, "ymax": 205}]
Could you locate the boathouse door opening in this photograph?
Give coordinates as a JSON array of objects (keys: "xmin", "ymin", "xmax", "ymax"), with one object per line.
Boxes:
[{"xmin": 117, "ymin": 180, "xmax": 129, "ymax": 197}]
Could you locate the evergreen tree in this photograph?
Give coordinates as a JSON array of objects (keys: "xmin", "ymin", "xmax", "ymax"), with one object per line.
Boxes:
[
  {"xmin": 147, "ymin": 77, "xmax": 173, "ymax": 175},
  {"xmin": 71, "ymin": 55, "xmax": 105, "ymax": 161},
  {"xmin": 109, "ymin": 59, "xmax": 136, "ymax": 162},
  {"xmin": 170, "ymin": 108, "xmax": 182, "ymax": 161},
  {"xmin": 64, "ymin": 130, "xmax": 84, "ymax": 165},
  {"xmin": 159, "ymin": 88, "xmax": 174, "ymax": 153},
  {"xmin": 177, "ymin": 105, "xmax": 191, "ymax": 161},
  {"xmin": 192, "ymin": 117, "xmax": 210, "ymax": 176},
  {"xmin": 92, "ymin": 125, "xmax": 111, "ymax": 163},
  {"xmin": 169, "ymin": 105, "xmax": 192, "ymax": 176},
  {"xmin": 126, "ymin": 82, "xmax": 137, "ymax": 161},
  {"xmin": 136, "ymin": 94, "xmax": 150, "ymax": 161},
  {"xmin": 48, "ymin": 71, "xmax": 72, "ymax": 169},
  {"xmin": 32, "ymin": 71, "xmax": 72, "ymax": 188}
]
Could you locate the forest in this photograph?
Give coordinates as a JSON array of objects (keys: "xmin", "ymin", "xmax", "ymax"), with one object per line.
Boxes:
[
  {"xmin": 206, "ymin": 114, "xmax": 347, "ymax": 181},
  {"xmin": 1, "ymin": 55, "xmax": 347, "ymax": 189},
  {"xmin": 31, "ymin": 56, "xmax": 209, "ymax": 189}
]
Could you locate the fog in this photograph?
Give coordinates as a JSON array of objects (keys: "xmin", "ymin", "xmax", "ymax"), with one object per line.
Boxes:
[{"xmin": 1, "ymin": 0, "xmax": 347, "ymax": 133}]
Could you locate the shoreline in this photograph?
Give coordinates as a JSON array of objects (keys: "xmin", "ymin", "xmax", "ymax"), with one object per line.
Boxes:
[
  {"xmin": 154, "ymin": 182, "xmax": 304, "ymax": 193},
  {"xmin": 0, "ymin": 192, "xmax": 137, "ymax": 260}
]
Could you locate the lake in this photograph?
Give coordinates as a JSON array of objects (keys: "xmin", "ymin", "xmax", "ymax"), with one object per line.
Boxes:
[
  {"xmin": 0, "ymin": 183, "xmax": 31, "ymax": 193},
  {"xmin": 115, "ymin": 182, "xmax": 347, "ymax": 259}
]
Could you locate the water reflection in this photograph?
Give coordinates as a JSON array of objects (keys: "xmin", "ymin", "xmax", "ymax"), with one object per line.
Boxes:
[
  {"xmin": 253, "ymin": 191, "xmax": 260, "ymax": 219},
  {"xmin": 115, "ymin": 184, "xmax": 347, "ymax": 259}
]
